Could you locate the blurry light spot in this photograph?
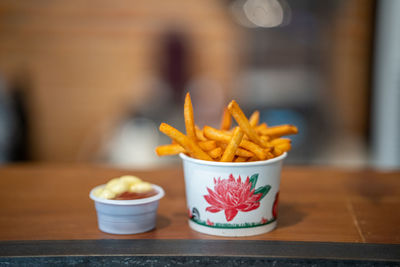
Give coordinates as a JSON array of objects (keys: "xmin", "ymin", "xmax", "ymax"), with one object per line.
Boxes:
[
  {"xmin": 244, "ymin": 0, "xmax": 285, "ymax": 28},
  {"xmin": 230, "ymin": 0, "xmax": 258, "ymax": 28}
]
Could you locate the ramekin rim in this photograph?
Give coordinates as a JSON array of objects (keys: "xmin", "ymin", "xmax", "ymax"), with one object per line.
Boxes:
[{"xmin": 89, "ymin": 184, "xmax": 165, "ymax": 205}]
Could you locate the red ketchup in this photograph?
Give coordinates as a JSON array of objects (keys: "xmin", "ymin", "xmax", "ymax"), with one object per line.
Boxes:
[{"xmin": 113, "ymin": 189, "xmax": 157, "ymax": 200}]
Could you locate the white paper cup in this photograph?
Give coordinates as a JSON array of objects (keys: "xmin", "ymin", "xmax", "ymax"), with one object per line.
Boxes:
[
  {"xmin": 180, "ymin": 153, "xmax": 286, "ymax": 237},
  {"xmin": 89, "ymin": 184, "xmax": 164, "ymax": 234}
]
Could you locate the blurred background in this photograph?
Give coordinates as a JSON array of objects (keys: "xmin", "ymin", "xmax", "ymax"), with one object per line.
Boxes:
[{"xmin": 0, "ymin": 0, "xmax": 399, "ymax": 169}]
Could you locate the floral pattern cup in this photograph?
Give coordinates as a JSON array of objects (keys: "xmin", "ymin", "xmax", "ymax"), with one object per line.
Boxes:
[{"xmin": 180, "ymin": 152, "xmax": 286, "ymax": 237}]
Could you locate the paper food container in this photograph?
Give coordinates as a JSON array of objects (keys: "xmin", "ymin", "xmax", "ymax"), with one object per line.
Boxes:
[{"xmin": 180, "ymin": 152, "xmax": 286, "ymax": 237}]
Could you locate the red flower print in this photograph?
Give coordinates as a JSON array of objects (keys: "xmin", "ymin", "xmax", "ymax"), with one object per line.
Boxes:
[
  {"xmin": 272, "ymin": 192, "xmax": 279, "ymax": 219},
  {"xmin": 261, "ymin": 217, "xmax": 268, "ymax": 224},
  {"xmin": 188, "ymin": 208, "xmax": 193, "ymax": 219},
  {"xmin": 204, "ymin": 174, "xmax": 263, "ymax": 222},
  {"xmin": 206, "ymin": 219, "xmax": 214, "ymax": 226}
]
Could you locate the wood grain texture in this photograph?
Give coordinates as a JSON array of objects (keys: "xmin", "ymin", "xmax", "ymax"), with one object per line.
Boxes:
[{"xmin": 0, "ymin": 164, "xmax": 399, "ymax": 243}]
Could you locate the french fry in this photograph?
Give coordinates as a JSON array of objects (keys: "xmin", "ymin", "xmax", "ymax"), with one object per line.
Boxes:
[
  {"xmin": 159, "ymin": 123, "xmax": 213, "ymax": 161},
  {"xmin": 219, "ymin": 142, "xmax": 252, "ymax": 158},
  {"xmin": 260, "ymin": 135, "xmax": 270, "ymax": 144},
  {"xmin": 241, "ymin": 141, "xmax": 268, "ymax": 160},
  {"xmin": 266, "ymin": 151, "xmax": 275, "ymax": 159},
  {"xmin": 184, "ymin": 93, "xmax": 196, "ymax": 141},
  {"xmin": 203, "ymin": 126, "xmax": 231, "ymax": 142},
  {"xmin": 249, "ymin": 110, "xmax": 260, "ymax": 127},
  {"xmin": 204, "ymin": 126, "xmax": 268, "ymax": 160},
  {"xmin": 208, "ymin": 147, "xmax": 223, "ymax": 159},
  {"xmin": 272, "ymin": 142, "xmax": 291, "ymax": 157},
  {"xmin": 221, "ymin": 127, "xmax": 244, "ymax": 162},
  {"xmin": 228, "ymin": 100, "xmax": 268, "ymax": 148},
  {"xmin": 198, "ymin": 140, "xmax": 217, "ymax": 151},
  {"xmin": 220, "ymin": 107, "xmax": 232, "ymax": 131},
  {"xmin": 276, "ymin": 142, "xmax": 291, "ymax": 153},
  {"xmin": 235, "ymin": 148, "xmax": 254, "ymax": 158},
  {"xmin": 155, "ymin": 144, "xmax": 185, "ymax": 156},
  {"xmin": 247, "ymin": 156, "xmax": 258, "ymax": 162},
  {"xmin": 272, "ymin": 147, "xmax": 283, "ymax": 157},
  {"xmin": 218, "ymin": 142, "xmax": 227, "ymax": 149},
  {"xmin": 255, "ymin": 123, "xmax": 268, "ymax": 132},
  {"xmin": 257, "ymin": 124, "xmax": 298, "ymax": 137},
  {"xmin": 270, "ymin": 138, "xmax": 291, "ymax": 146},
  {"xmin": 234, "ymin": 156, "xmax": 247, "ymax": 162},
  {"xmin": 195, "ymin": 125, "xmax": 207, "ymax": 141}
]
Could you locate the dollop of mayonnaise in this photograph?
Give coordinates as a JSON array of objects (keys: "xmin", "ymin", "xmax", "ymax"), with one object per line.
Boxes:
[{"xmin": 93, "ymin": 175, "xmax": 153, "ymax": 199}]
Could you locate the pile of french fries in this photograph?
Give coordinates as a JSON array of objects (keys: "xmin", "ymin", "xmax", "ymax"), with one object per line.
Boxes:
[{"xmin": 156, "ymin": 93, "xmax": 298, "ymax": 162}]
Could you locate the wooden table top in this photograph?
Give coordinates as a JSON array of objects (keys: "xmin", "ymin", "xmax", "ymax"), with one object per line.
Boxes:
[{"xmin": 0, "ymin": 163, "xmax": 399, "ymax": 244}]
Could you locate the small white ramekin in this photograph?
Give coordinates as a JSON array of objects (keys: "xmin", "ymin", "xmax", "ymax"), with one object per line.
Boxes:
[{"xmin": 89, "ymin": 184, "xmax": 164, "ymax": 235}]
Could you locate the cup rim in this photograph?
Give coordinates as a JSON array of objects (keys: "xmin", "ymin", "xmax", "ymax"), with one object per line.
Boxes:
[
  {"xmin": 179, "ymin": 152, "xmax": 287, "ymax": 166},
  {"xmin": 89, "ymin": 184, "xmax": 165, "ymax": 205}
]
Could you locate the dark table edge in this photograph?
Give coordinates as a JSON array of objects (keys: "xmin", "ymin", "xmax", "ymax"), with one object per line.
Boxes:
[{"xmin": 0, "ymin": 239, "xmax": 399, "ymax": 262}]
